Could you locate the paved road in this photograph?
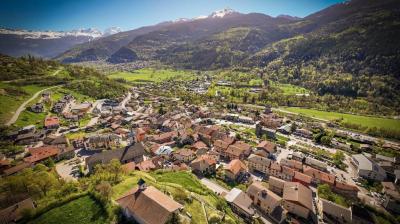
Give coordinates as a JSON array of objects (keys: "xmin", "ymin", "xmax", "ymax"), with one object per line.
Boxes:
[
  {"xmin": 200, "ymin": 178, "xmax": 229, "ymax": 195},
  {"xmin": 5, "ymin": 82, "xmax": 62, "ymax": 126}
]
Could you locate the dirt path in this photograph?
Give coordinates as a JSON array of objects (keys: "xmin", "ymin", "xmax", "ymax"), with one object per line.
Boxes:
[{"xmin": 5, "ymin": 84, "xmax": 61, "ymax": 126}]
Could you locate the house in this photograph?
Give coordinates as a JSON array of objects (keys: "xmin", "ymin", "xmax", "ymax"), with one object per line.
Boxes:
[
  {"xmin": 2, "ymin": 162, "xmax": 32, "ymax": 176},
  {"xmin": 280, "ymin": 158, "xmax": 303, "ymax": 171},
  {"xmin": 269, "ymin": 161, "xmax": 282, "ymax": 179},
  {"xmin": 135, "ymin": 128, "xmax": 146, "ymax": 142},
  {"xmin": 43, "ymin": 135, "xmax": 70, "ymax": 148},
  {"xmin": 190, "ymin": 155, "xmax": 216, "ymax": 175},
  {"xmin": 381, "ymin": 182, "xmax": 400, "ymax": 213},
  {"xmin": 282, "ymin": 182, "xmax": 314, "ymax": 219},
  {"xmin": 294, "ymin": 128, "xmax": 313, "ymax": 139},
  {"xmin": 71, "ymin": 102, "xmax": 92, "ymax": 114},
  {"xmin": 333, "ymin": 181, "xmax": 359, "ymax": 198},
  {"xmin": 256, "ymin": 140, "xmax": 276, "ymax": 155},
  {"xmin": 351, "ymin": 154, "xmax": 386, "ymax": 181},
  {"xmin": 85, "ymin": 142, "xmax": 145, "ymax": 172},
  {"xmin": 293, "ymin": 171, "xmax": 312, "ymax": 187},
  {"xmin": 248, "ymin": 154, "xmax": 271, "ymax": 175},
  {"xmin": 136, "ymin": 160, "xmax": 156, "ymax": 172},
  {"xmin": 116, "ymin": 180, "xmax": 183, "ymax": 224},
  {"xmin": 30, "ymin": 103, "xmax": 44, "ymax": 113},
  {"xmin": 23, "ymin": 146, "xmax": 60, "ymax": 164},
  {"xmin": 152, "ymin": 131, "xmax": 177, "ymax": 144},
  {"xmin": 225, "ymin": 159, "xmax": 247, "ymax": 182},
  {"xmin": 318, "ymin": 198, "xmax": 352, "ymax": 224},
  {"xmin": 191, "ymin": 141, "xmax": 208, "ymax": 156},
  {"xmin": 0, "ymin": 198, "xmax": 35, "ymax": 224},
  {"xmin": 303, "ymin": 166, "xmax": 335, "ymax": 186},
  {"xmin": 255, "ymin": 122, "xmax": 276, "ymax": 139},
  {"xmin": 44, "ymin": 116, "xmax": 60, "ymax": 129},
  {"xmin": 173, "ymin": 148, "xmax": 195, "ymax": 163},
  {"xmin": 225, "ymin": 188, "xmax": 255, "ymax": 221},
  {"xmin": 154, "ymin": 145, "xmax": 174, "ymax": 157},
  {"xmin": 304, "ymin": 157, "xmax": 327, "ymax": 171},
  {"xmin": 225, "ymin": 141, "xmax": 252, "ymax": 161},
  {"xmin": 268, "ymin": 176, "xmax": 286, "ymax": 196},
  {"xmin": 277, "ymin": 123, "xmax": 292, "ymax": 135},
  {"xmin": 281, "ymin": 166, "xmax": 295, "ymax": 181},
  {"xmin": 84, "ymin": 134, "xmax": 121, "ymax": 150},
  {"xmin": 213, "ymin": 139, "xmax": 231, "ymax": 157},
  {"xmin": 122, "ymin": 162, "xmax": 136, "ymax": 173},
  {"xmin": 247, "ymin": 182, "xmax": 286, "ymax": 223}
]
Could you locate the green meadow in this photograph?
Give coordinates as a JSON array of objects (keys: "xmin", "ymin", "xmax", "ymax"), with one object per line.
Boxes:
[
  {"xmin": 108, "ymin": 68, "xmax": 195, "ymax": 83},
  {"xmin": 282, "ymin": 107, "xmax": 400, "ymax": 131}
]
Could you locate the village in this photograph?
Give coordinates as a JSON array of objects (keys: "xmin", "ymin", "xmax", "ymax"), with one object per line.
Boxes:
[{"xmin": 1, "ymin": 81, "xmax": 400, "ymax": 224}]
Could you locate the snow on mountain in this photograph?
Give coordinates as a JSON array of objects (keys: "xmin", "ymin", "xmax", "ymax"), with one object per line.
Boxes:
[
  {"xmin": 0, "ymin": 28, "xmax": 103, "ymax": 39},
  {"xmin": 103, "ymin": 27, "xmax": 123, "ymax": 36},
  {"xmin": 209, "ymin": 8, "xmax": 238, "ymax": 18}
]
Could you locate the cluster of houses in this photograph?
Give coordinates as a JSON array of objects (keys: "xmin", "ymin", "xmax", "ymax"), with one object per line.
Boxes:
[{"xmin": 3, "ymin": 86, "xmax": 400, "ymax": 224}]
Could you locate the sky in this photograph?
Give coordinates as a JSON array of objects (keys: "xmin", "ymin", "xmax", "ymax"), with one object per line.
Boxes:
[{"xmin": 0, "ymin": 0, "xmax": 343, "ymax": 32}]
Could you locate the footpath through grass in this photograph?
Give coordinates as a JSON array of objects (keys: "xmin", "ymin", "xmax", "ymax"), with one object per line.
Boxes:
[
  {"xmin": 282, "ymin": 107, "xmax": 400, "ymax": 131},
  {"xmin": 0, "ymin": 83, "xmax": 48, "ymax": 124},
  {"xmin": 108, "ymin": 68, "xmax": 194, "ymax": 83},
  {"xmin": 28, "ymin": 195, "xmax": 107, "ymax": 224}
]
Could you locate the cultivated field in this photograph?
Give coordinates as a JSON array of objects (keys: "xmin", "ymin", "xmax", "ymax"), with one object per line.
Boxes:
[
  {"xmin": 108, "ymin": 68, "xmax": 194, "ymax": 83},
  {"xmin": 282, "ymin": 107, "xmax": 400, "ymax": 131}
]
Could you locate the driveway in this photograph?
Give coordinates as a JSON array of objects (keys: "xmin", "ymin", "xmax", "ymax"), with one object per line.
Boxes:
[
  {"xmin": 56, "ymin": 157, "xmax": 81, "ymax": 181},
  {"xmin": 200, "ymin": 178, "xmax": 229, "ymax": 195},
  {"xmin": 5, "ymin": 84, "xmax": 62, "ymax": 126}
]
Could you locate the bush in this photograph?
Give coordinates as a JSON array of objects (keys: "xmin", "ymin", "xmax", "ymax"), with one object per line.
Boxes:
[{"xmin": 208, "ymin": 213, "xmax": 221, "ymax": 223}]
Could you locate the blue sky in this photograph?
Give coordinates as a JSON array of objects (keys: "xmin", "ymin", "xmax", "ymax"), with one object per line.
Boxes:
[{"xmin": 0, "ymin": 0, "xmax": 343, "ymax": 31}]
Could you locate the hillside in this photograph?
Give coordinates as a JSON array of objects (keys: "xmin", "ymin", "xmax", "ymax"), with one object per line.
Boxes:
[
  {"xmin": 248, "ymin": 0, "xmax": 400, "ymax": 112},
  {"xmin": 53, "ymin": 0, "xmax": 400, "ymax": 114}
]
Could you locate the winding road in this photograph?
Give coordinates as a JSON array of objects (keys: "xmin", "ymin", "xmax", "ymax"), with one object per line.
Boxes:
[{"xmin": 5, "ymin": 70, "xmax": 63, "ymax": 126}]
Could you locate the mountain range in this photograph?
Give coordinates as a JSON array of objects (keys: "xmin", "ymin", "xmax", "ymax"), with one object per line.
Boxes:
[
  {"xmin": 0, "ymin": 27, "xmax": 122, "ymax": 58},
  {"xmin": 1, "ymin": 0, "xmax": 399, "ymax": 109}
]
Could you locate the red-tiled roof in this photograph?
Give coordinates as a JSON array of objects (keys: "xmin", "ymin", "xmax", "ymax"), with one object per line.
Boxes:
[
  {"xmin": 44, "ymin": 116, "xmax": 59, "ymax": 127},
  {"xmin": 225, "ymin": 159, "xmax": 247, "ymax": 176},
  {"xmin": 24, "ymin": 146, "xmax": 60, "ymax": 163}
]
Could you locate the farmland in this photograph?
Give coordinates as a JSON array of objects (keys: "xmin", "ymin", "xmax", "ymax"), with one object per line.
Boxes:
[
  {"xmin": 108, "ymin": 68, "xmax": 195, "ymax": 83},
  {"xmin": 281, "ymin": 107, "xmax": 400, "ymax": 131}
]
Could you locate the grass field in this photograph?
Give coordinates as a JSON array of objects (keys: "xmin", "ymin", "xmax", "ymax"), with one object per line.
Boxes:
[
  {"xmin": 109, "ymin": 68, "xmax": 195, "ymax": 83},
  {"xmin": 28, "ymin": 196, "xmax": 107, "ymax": 224},
  {"xmin": 272, "ymin": 82, "xmax": 310, "ymax": 95},
  {"xmin": 0, "ymin": 83, "xmax": 48, "ymax": 124},
  {"xmin": 282, "ymin": 107, "xmax": 400, "ymax": 131}
]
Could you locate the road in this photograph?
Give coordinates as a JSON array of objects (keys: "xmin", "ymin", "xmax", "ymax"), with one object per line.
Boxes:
[
  {"xmin": 119, "ymin": 91, "xmax": 132, "ymax": 110},
  {"xmin": 5, "ymin": 84, "xmax": 61, "ymax": 126},
  {"xmin": 200, "ymin": 178, "xmax": 229, "ymax": 195}
]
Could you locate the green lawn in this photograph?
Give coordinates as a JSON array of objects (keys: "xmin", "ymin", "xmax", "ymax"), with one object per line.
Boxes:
[
  {"xmin": 282, "ymin": 107, "xmax": 400, "ymax": 131},
  {"xmin": 14, "ymin": 110, "xmax": 46, "ymax": 128},
  {"xmin": 108, "ymin": 68, "xmax": 195, "ymax": 83},
  {"xmin": 0, "ymin": 83, "xmax": 48, "ymax": 124},
  {"xmin": 271, "ymin": 82, "xmax": 310, "ymax": 95},
  {"xmin": 28, "ymin": 195, "xmax": 107, "ymax": 224}
]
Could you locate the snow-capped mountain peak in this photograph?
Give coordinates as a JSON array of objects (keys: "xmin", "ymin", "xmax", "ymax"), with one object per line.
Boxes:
[
  {"xmin": 0, "ymin": 28, "xmax": 103, "ymax": 39},
  {"xmin": 103, "ymin": 27, "xmax": 123, "ymax": 36},
  {"xmin": 209, "ymin": 8, "xmax": 238, "ymax": 18}
]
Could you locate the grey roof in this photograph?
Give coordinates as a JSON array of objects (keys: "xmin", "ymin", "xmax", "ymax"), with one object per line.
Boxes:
[
  {"xmin": 352, "ymin": 154, "xmax": 386, "ymax": 176},
  {"xmin": 86, "ymin": 142, "xmax": 145, "ymax": 170},
  {"xmin": 248, "ymin": 154, "xmax": 271, "ymax": 166}
]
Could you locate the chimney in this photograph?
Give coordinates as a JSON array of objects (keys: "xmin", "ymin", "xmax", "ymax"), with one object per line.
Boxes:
[{"xmin": 137, "ymin": 178, "xmax": 147, "ymax": 191}]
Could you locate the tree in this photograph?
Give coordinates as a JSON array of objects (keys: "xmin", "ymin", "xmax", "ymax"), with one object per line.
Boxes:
[
  {"xmin": 96, "ymin": 181, "xmax": 113, "ymax": 202},
  {"xmin": 320, "ymin": 136, "xmax": 332, "ymax": 146}
]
